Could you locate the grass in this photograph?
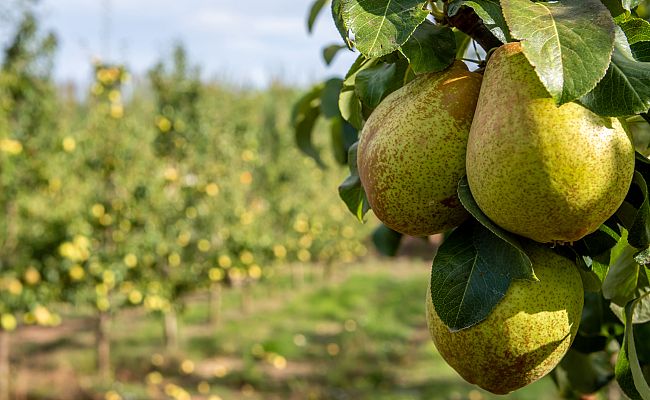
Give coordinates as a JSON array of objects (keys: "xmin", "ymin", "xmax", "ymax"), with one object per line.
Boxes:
[{"xmin": 12, "ymin": 257, "xmax": 561, "ymax": 400}]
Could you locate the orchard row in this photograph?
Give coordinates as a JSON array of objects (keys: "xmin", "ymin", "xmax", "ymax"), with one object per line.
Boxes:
[{"xmin": 0, "ymin": 12, "xmax": 371, "ymax": 375}]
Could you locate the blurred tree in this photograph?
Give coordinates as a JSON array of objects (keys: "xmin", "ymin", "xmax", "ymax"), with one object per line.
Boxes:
[
  {"xmin": 145, "ymin": 43, "xmax": 205, "ymax": 351},
  {"xmin": 0, "ymin": 9, "xmax": 60, "ymax": 400}
]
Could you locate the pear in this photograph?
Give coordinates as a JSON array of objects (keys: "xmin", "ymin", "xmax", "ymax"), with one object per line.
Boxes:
[
  {"xmin": 466, "ymin": 42, "xmax": 634, "ymax": 243},
  {"xmin": 426, "ymin": 242, "xmax": 584, "ymax": 394},
  {"xmin": 357, "ymin": 61, "xmax": 482, "ymax": 236}
]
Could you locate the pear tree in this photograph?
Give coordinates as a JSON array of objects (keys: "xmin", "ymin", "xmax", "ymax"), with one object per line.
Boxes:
[
  {"xmin": 0, "ymin": 11, "xmax": 67, "ymax": 400},
  {"xmin": 297, "ymin": 0, "xmax": 650, "ymax": 397}
]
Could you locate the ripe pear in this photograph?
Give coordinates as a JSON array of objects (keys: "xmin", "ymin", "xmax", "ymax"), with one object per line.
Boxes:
[
  {"xmin": 426, "ymin": 242, "xmax": 584, "ymax": 394},
  {"xmin": 357, "ymin": 61, "xmax": 482, "ymax": 236},
  {"xmin": 466, "ymin": 42, "xmax": 634, "ymax": 243}
]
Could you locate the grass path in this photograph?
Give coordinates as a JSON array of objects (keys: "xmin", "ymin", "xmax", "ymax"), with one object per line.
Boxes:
[{"xmin": 11, "ymin": 256, "xmax": 560, "ymax": 400}]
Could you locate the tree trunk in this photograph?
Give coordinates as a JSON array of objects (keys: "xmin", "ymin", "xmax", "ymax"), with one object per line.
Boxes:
[
  {"xmin": 323, "ymin": 262, "xmax": 334, "ymax": 282},
  {"xmin": 95, "ymin": 311, "xmax": 111, "ymax": 381},
  {"xmin": 163, "ymin": 309, "xmax": 179, "ymax": 352},
  {"xmin": 0, "ymin": 329, "xmax": 10, "ymax": 400},
  {"xmin": 208, "ymin": 282, "xmax": 222, "ymax": 326},
  {"xmin": 239, "ymin": 281, "xmax": 252, "ymax": 314},
  {"xmin": 291, "ymin": 263, "xmax": 304, "ymax": 288}
]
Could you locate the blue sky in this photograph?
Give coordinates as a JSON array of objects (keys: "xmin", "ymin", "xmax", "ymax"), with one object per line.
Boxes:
[{"xmin": 34, "ymin": 0, "xmax": 357, "ymax": 88}]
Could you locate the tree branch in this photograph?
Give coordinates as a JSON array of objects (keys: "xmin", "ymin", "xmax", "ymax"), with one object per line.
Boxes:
[{"xmin": 444, "ymin": 5, "xmax": 502, "ymax": 53}]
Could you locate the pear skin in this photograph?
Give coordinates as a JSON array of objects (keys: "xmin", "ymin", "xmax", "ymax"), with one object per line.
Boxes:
[
  {"xmin": 358, "ymin": 61, "xmax": 482, "ymax": 236},
  {"xmin": 426, "ymin": 243, "xmax": 584, "ymax": 394},
  {"xmin": 466, "ymin": 42, "xmax": 634, "ymax": 243}
]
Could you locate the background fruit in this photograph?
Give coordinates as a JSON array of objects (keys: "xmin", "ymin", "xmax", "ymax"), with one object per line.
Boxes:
[
  {"xmin": 358, "ymin": 61, "xmax": 482, "ymax": 237},
  {"xmin": 426, "ymin": 242, "xmax": 584, "ymax": 394},
  {"xmin": 466, "ymin": 42, "xmax": 634, "ymax": 243}
]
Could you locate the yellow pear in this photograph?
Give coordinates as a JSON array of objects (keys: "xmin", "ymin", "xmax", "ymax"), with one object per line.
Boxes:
[
  {"xmin": 357, "ymin": 61, "xmax": 482, "ymax": 236},
  {"xmin": 466, "ymin": 42, "xmax": 634, "ymax": 243},
  {"xmin": 426, "ymin": 242, "xmax": 584, "ymax": 394}
]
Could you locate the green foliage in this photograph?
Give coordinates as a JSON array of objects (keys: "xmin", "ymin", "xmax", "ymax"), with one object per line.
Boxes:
[
  {"xmin": 447, "ymin": 0, "xmax": 511, "ymax": 43},
  {"xmin": 338, "ymin": 0, "xmax": 429, "ymax": 58},
  {"xmin": 0, "ymin": 9, "xmax": 62, "ymax": 329},
  {"xmin": 502, "ymin": 0, "xmax": 616, "ymax": 105},
  {"xmin": 0, "ymin": 6, "xmax": 373, "ymax": 346},
  {"xmin": 399, "ymin": 21, "xmax": 456, "ymax": 74},
  {"xmin": 371, "ymin": 224, "xmax": 402, "ymax": 257},
  {"xmin": 299, "ymin": 0, "xmax": 650, "ymax": 396},
  {"xmin": 429, "ymin": 221, "xmax": 534, "ymax": 331},
  {"xmin": 337, "ymin": 142, "xmax": 370, "ymax": 222},
  {"xmin": 580, "ymin": 27, "xmax": 650, "ymax": 116}
]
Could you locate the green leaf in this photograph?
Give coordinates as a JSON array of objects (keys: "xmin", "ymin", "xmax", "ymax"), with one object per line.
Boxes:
[
  {"xmin": 579, "ymin": 264, "xmax": 606, "ymax": 292},
  {"xmin": 308, "ymin": 0, "xmax": 329, "ymax": 33},
  {"xmin": 558, "ymin": 244, "xmax": 607, "ymax": 292},
  {"xmin": 580, "ymin": 27, "xmax": 650, "ymax": 117},
  {"xmin": 628, "ymin": 172, "xmax": 650, "ymax": 249},
  {"xmin": 339, "ymin": 56, "xmax": 375, "ymax": 129},
  {"xmin": 399, "ymin": 21, "xmax": 456, "ymax": 74},
  {"xmin": 453, "ymin": 29, "xmax": 472, "ymax": 58},
  {"xmin": 601, "ymin": 0, "xmax": 627, "ymax": 18},
  {"xmin": 332, "ymin": 0, "xmax": 354, "ymax": 49},
  {"xmin": 341, "ymin": 0, "xmax": 429, "ymax": 58},
  {"xmin": 623, "ymin": 0, "xmax": 643, "ymax": 11},
  {"xmin": 501, "ymin": 0, "xmax": 616, "ymax": 105},
  {"xmin": 447, "ymin": 0, "xmax": 511, "ymax": 43},
  {"xmin": 551, "ymin": 349, "xmax": 614, "ymax": 397},
  {"xmin": 632, "ymin": 42, "xmax": 650, "ymax": 62},
  {"xmin": 291, "ymin": 84, "xmax": 326, "ymax": 168},
  {"xmin": 636, "ymin": 247, "xmax": 650, "ymax": 265},
  {"xmin": 329, "ymin": 118, "xmax": 358, "ymax": 165},
  {"xmin": 574, "ymin": 225, "xmax": 621, "ymax": 258},
  {"xmin": 339, "ymin": 86, "xmax": 364, "ymax": 130},
  {"xmin": 617, "ymin": 15, "xmax": 650, "ymax": 45},
  {"xmin": 603, "ymin": 231, "xmax": 642, "ymax": 306},
  {"xmin": 616, "ymin": 15, "xmax": 650, "ymax": 61},
  {"xmin": 579, "ymin": 291, "xmax": 621, "ymax": 337},
  {"xmin": 635, "ymin": 321, "xmax": 650, "ymax": 364},
  {"xmin": 354, "ymin": 63, "xmax": 400, "ymax": 108},
  {"xmin": 629, "ymin": 294, "xmax": 650, "ymax": 324},
  {"xmin": 615, "ymin": 293, "xmax": 650, "ymax": 400},
  {"xmin": 321, "ymin": 78, "xmax": 344, "ymax": 118},
  {"xmin": 572, "ymin": 292, "xmax": 620, "ymax": 355},
  {"xmin": 591, "ymin": 256, "xmax": 611, "ymax": 284},
  {"xmin": 636, "ymin": 151, "xmax": 650, "ymax": 181},
  {"xmin": 429, "ymin": 220, "xmax": 535, "ymax": 331},
  {"xmin": 372, "ymin": 223, "xmax": 403, "ymax": 256},
  {"xmin": 322, "ymin": 44, "xmax": 348, "ymax": 65},
  {"xmin": 457, "ymin": 175, "xmax": 532, "ymax": 263},
  {"xmin": 338, "ymin": 142, "xmax": 370, "ymax": 221}
]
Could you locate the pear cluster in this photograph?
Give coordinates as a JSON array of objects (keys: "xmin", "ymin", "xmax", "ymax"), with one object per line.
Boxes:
[{"xmin": 357, "ymin": 42, "xmax": 635, "ymax": 394}]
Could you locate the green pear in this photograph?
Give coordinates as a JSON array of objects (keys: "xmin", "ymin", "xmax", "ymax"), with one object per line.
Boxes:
[
  {"xmin": 466, "ymin": 42, "xmax": 634, "ymax": 243},
  {"xmin": 426, "ymin": 242, "xmax": 584, "ymax": 394},
  {"xmin": 357, "ymin": 61, "xmax": 482, "ymax": 236}
]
